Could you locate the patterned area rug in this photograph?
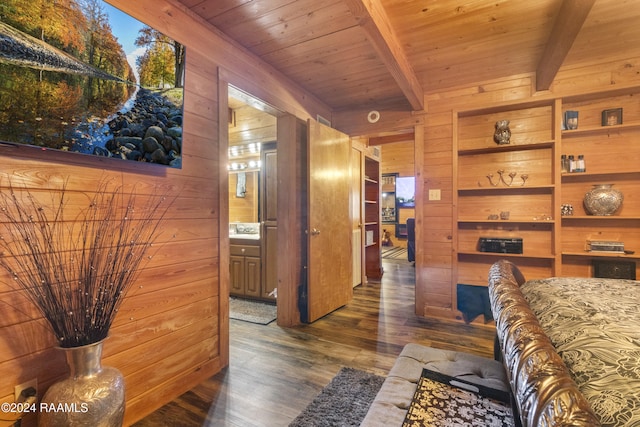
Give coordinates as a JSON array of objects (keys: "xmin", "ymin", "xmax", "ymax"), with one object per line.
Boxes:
[
  {"xmin": 229, "ymin": 297, "xmax": 276, "ymax": 325},
  {"xmin": 289, "ymin": 368, "xmax": 385, "ymax": 427},
  {"xmin": 382, "ymin": 246, "xmax": 408, "ymax": 260}
]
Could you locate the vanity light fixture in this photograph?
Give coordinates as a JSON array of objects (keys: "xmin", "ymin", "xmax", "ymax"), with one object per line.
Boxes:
[{"xmin": 228, "ymin": 160, "xmax": 262, "ymax": 171}]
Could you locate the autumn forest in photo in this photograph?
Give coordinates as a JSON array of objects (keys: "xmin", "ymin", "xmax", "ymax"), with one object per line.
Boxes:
[
  {"xmin": 0, "ymin": 0, "xmax": 185, "ymax": 88},
  {"xmin": 0, "ymin": 0, "xmax": 185, "ymax": 167}
]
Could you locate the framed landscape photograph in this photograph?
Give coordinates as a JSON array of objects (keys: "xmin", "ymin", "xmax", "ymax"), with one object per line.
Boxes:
[{"xmin": 0, "ymin": 0, "xmax": 185, "ymax": 168}]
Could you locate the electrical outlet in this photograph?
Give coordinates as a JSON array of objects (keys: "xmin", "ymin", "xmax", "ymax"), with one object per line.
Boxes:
[
  {"xmin": 15, "ymin": 378, "xmax": 37, "ymax": 401},
  {"xmin": 428, "ymin": 189, "xmax": 441, "ymax": 201}
]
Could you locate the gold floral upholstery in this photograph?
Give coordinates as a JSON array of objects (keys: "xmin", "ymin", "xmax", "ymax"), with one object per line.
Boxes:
[
  {"xmin": 488, "ymin": 260, "xmax": 600, "ymax": 427},
  {"xmin": 521, "ymin": 275, "xmax": 640, "ymax": 426}
]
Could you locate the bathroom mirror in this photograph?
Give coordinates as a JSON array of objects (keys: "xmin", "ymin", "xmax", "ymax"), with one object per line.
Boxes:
[{"xmin": 229, "ymin": 170, "xmax": 259, "ymax": 223}]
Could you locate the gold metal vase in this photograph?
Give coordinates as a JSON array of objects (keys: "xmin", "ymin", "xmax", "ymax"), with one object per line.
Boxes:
[{"xmin": 38, "ymin": 340, "xmax": 125, "ymax": 427}]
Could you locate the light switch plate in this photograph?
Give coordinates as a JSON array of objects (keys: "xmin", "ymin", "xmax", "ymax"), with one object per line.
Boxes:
[{"xmin": 428, "ymin": 189, "xmax": 441, "ymax": 201}]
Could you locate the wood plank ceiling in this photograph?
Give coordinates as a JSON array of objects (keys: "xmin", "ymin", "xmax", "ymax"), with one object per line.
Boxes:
[{"xmin": 176, "ymin": 0, "xmax": 640, "ymax": 112}]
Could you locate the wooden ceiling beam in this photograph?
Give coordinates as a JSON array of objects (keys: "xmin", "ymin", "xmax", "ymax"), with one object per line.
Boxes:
[
  {"xmin": 368, "ymin": 131, "xmax": 414, "ymax": 146},
  {"xmin": 344, "ymin": 0, "xmax": 424, "ymax": 111},
  {"xmin": 536, "ymin": 0, "xmax": 596, "ymax": 91}
]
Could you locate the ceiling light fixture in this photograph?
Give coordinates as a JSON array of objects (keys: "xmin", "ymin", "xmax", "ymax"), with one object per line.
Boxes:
[{"xmin": 367, "ymin": 110, "xmax": 380, "ymax": 123}]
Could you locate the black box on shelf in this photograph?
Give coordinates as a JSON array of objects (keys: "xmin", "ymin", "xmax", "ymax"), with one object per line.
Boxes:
[
  {"xmin": 478, "ymin": 237, "xmax": 523, "ymax": 254},
  {"xmin": 592, "ymin": 260, "xmax": 636, "ymax": 280}
]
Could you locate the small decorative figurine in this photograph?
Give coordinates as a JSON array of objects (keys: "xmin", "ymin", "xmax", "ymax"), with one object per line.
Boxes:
[
  {"xmin": 494, "ymin": 120, "xmax": 511, "ymax": 145},
  {"xmin": 381, "ymin": 229, "xmax": 393, "ymax": 246},
  {"xmin": 561, "ymin": 204, "xmax": 574, "ymax": 216}
]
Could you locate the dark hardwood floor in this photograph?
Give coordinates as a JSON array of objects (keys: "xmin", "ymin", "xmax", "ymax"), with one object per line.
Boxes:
[{"xmin": 133, "ymin": 260, "xmax": 496, "ymax": 426}]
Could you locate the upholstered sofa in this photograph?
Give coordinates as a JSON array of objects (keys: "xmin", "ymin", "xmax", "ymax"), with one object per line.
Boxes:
[
  {"xmin": 489, "ymin": 259, "xmax": 640, "ymax": 427},
  {"xmin": 365, "ymin": 259, "xmax": 639, "ymax": 426},
  {"xmin": 488, "ymin": 260, "xmax": 600, "ymax": 426}
]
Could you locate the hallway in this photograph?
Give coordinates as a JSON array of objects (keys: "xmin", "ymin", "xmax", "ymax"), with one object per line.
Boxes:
[{"xmin": 135, "ymin": 261, "xmax": 495, "ymax": 426}]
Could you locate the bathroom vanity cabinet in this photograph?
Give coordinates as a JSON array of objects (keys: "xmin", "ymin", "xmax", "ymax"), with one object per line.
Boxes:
[{"xmin": 230, "ymin": 239, "xmax": 261, "ymax": 298}]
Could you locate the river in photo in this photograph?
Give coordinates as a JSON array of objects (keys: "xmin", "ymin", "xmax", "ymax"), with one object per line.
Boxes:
[{"xmin": 0, "ymin": 61, "xmax": 137, "ymax": 154}]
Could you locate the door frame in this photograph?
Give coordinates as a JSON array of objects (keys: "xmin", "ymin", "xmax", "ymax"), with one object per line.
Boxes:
[
  {"xmin": 217, "ymin": 75, "xmax": 230, "ymax": 366},
  {"xmin": 219, "ymin": 71, "xmax": 304, "ymax": 327}
]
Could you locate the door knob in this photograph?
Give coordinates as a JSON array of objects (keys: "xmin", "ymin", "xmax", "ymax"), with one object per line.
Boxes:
[{"xmin": 311, "ymin": 228, "xmax": 321, "ymax": 235}]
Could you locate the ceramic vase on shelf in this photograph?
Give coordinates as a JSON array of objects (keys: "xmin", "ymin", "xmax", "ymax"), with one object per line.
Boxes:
[
  {"xmin": 38, "ymin": 340, "xmax": 125, "ymax": 427},
  {"xmin": 583, "ymin": 184, "xmax": 623, "ymax": 216}
]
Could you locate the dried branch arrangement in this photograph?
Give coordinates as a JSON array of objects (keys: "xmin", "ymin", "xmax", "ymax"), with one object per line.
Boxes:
[{"xmin": 0, "ymin": 179, "xmax": 172, "ymax": 348}]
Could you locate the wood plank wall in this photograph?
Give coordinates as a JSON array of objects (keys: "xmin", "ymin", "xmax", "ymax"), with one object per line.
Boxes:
[
  {"xmin": 0, "ymin": 0, "xmax": 331, "ymax": 425},
  {"xmin": 0, "ymin": 49, "xmax": 223, "ymax": 427},
  {"xmin": 419, "ymin": 57, "xmax": 640, "ymax": 320},
  {"xmin": 334, "ymin": 58, "xmax": 640, "ymax": 323}
]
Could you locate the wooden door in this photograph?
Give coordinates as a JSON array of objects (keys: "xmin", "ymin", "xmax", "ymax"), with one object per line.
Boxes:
[{"xmin": 305, "ymin": 119, "xmax": 352, "ymax": 322}]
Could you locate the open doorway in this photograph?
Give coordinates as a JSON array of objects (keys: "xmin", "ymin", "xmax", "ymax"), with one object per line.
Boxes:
[
  {"xmin": 221, "ymin": 80, "xmax": 355, "ymax": 329},
  {"xmin": 371, "ymin": 137, "xmax": 417, "ymax": 282},
  {"xmin": 227, "ymin": 85, "xmax": 280, "ymax": 324}
]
